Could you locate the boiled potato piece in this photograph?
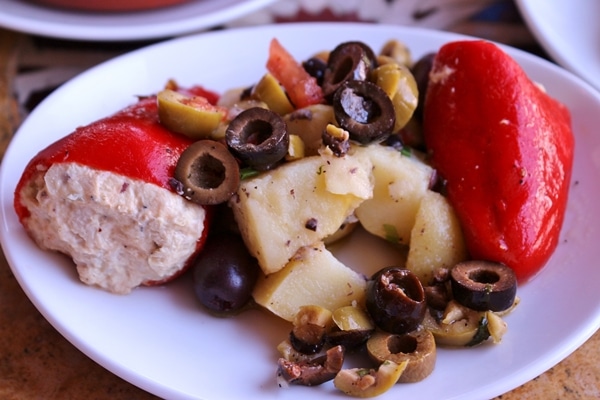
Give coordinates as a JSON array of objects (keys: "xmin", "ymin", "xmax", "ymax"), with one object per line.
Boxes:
[
  {"xmin": 283, "ymin": 104, "xmax": 336, "ymax": 156},
  {"xmin": 353, "ymin": 144, "xmax": 434, "ymax": 246},
  {"xmin": 229, "ymin": 151, "xmax": 373, "ymax": 275},
  {"xmin": 253, "ymin": 241, "xmax": 367, "ymax": 321},
  {"xmin": 406, "ymin": 190, "xmax": 468, "ymax": 284}
]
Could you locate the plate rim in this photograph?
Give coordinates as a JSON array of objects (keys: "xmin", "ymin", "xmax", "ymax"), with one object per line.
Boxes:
[
  {"xmin": 514, "ymin": 0, "xmax": 600, "ymax": 92},
  {"xmin": 2, "ymin": 21, "xmax": 600, "ymax": 400},
  {"xmin": 0, "ymin": 0, "xmax": 277, "ymax": 41}
]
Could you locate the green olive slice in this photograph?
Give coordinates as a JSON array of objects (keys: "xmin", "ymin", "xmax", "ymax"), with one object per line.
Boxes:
[
  {"xmin": 326, "ymin": 305, "xmax": 375, "ymax": 349},
  {"xmin": 366, "ymin": 330, "xmax": 436, "ymax": 383},
  {"xmin": 334, "ymin": 360, "xmax": 408, "ymax": 398},
  {"xmin": 371, "ymin": 63, "xmax": 419, "ymax": 132},
  {"xmin": 173, "ymin": 140, "xmax": 240, "ymax": 205},
  {"xmin": 251, "ymin": 73, "xmax": 294, "ymax": 115},
  {"xmin": 332, "ymin": 305, "xmax": 374, "ymax": 332},
  {"xmin": 421, "ymin": 301, "xmax": 483, "ymax": 347},
  {"xmin": 378, "ymin": 39, "xmax": 412, "ymax": 66},
  {"xmin": 450, "ymin": 261, "xmax": 517, "ymax": 312},
  {"xmin": 157, "ymin": 89, "xmax": 225, "ymax": 139}
]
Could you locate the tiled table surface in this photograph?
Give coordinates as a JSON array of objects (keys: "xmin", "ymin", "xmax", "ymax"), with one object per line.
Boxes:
[{"xmin": 1, "ymin": 0, "xmax": 599, "ymax": 398}]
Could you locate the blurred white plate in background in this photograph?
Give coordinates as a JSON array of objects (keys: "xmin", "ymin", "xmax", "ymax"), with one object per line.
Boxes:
[
  {"xmin": 0, "ymin": 0, "xmax": 276, "ymax": 41},
  {"xmin": 516, "ymin": 0, "xmax": 600, "ymax": 92}
]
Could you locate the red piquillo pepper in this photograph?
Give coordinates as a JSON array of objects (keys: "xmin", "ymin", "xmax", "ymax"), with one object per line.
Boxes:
[
  {"xmin": 423, "ymin": 40, "xmax": 574, "ymax": 282},
  {"xmin": 14, "ymin": 95, "xmax": 213, "ymax": 285}
]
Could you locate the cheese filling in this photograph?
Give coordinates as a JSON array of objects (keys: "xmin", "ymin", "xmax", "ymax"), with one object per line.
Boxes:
[{"xmin": 19, "ymin": 162, "xmax": 207, "ymax": 294}]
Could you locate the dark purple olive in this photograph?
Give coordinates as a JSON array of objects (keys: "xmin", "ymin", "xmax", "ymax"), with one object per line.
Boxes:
[
  {"xmin": 321, "ymin": 41, "xmax": 377, "ymax": 100},
  {"xmin": 192, "ymin": 233, "xmax": 259, "ymax": 316},
  {"xmin": 225, "ymin": 107, "xmax": 289, "ymax": 171},
  {"xmin": 332, "ymin": 80, "xmax": 396, "ymax": 144},
  {"xmin": 410, "ymin": 52, "xmax": 436, "ymax": 122},
  {"xmin": 365, "ymin": 267, "xmax": 427, "ymax": 334},
  {"xmin": 302, "ymin": 57, "xmax": 328, "ymax": 86},
  {"xmin": 450, "ymin": 261, "xmax": 517, "ymax": 312}
]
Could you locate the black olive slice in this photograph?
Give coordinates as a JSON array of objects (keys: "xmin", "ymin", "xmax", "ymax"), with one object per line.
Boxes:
[
  {"xmin": 277, "ymin": 345, "xmax": 345, "ymax": 387},
  {"xmin": 450, "ymin": 261, "xmax": 517, "ymax": 312},
  {"xmin": 332, "ymin": 80, "xmax": 396, "ymax": 144},
  {"xmin": 326, "ymin": 328, "xmax": 372, "ymax": 350},
  {"xmin": 225, "ymin": 107, "xmax": 289, "ymax": 171},
  {"xmin": 365, "ymin": 267, "xmax": 427, "ymax": 334},
  {"xmin": 289, "ymin": 323, "xmax": 327, "ymax": 355},
  {"xmin": 321, "ymin": 41, "xmax": 378, "ymax": 100},
  {"xmin": 173, "ymin": 140, "xmax": 240, "ymax": 205}
]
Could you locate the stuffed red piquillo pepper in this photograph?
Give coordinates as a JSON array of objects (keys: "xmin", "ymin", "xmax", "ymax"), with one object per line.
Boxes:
[
  {"xmin": 423, "ymin": 40, "xmax": 574, "ymax": 282},
  {"xmin": 14, "ymin": 93, "xmax": 214, "ymax": 294}
]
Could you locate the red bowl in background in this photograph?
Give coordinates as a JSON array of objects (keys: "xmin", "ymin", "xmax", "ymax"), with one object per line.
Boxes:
[{"xmin": 28, "ymin": 0, "xmax": 193, "ymax": 12}]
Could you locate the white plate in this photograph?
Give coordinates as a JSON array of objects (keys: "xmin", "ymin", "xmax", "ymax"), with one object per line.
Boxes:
[
  {"xmin": 515, "ymin": 0, "xmax": 600, "ymax": 92},
  {"xmin": 2, "ymin": 23, "xmax": 600, "ymax": 400},
  {"xmin": 0, "ymin": 0, "xmax": 275, "ymax": 41}
]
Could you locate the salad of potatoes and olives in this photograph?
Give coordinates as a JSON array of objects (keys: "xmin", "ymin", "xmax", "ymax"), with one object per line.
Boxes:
[{"xmin": 156, "ymin": 36, "xmax": 572, "ymax": 398}]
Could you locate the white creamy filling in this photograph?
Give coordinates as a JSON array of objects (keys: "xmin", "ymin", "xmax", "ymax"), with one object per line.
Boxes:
[{"xmin": 19, "ymin": 162, "xmax": 207, "ymax": 294}]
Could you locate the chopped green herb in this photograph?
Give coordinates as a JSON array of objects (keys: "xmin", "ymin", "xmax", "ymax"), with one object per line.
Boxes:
[
  {"xmin": 383, "ymin": 224, "xmax": 400, "ymax": 244},
  {"xmin": 316, "ymin": 165, "xmax": 324, "ymax": 175},
  {"xmin": 400, "ymin": 147, "xmax": 412, "ymax": 157},
  {"xmin": 466, "ymin": 316, "xmax": 491, "ymax": 347},
  {"xmin": 240, "ymin": 167, "xmax": 260, "ymax": 180}
]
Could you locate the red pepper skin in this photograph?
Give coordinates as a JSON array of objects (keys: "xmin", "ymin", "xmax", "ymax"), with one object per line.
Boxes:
[
  {"xmin": 423, "ymin": 40, "xmax": 574, "ymax": 283},
  {"xmin": 15, "ymin": 96, "xmax": 193, "ymax": 219},
  {"xmin": 14, "ymin": 96, "xmax": 212, "ymax": 286}
]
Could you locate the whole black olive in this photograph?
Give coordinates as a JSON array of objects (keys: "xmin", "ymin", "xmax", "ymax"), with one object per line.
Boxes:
[
  {"xmin": 302, "ymin": 56, "xmax": 328, "ymax": 86},
  {"xmin": 321, "ymin": 41, "xmax": 378, "ymax": 100},
  {"xmin": 450, "ymin": 261, "xmax": 517, "ymax": 312},
  {"xmin": 332, "ymin": 80, "xmax": 396, "ymax": 144},
  {"xmin": 410, "ymin": 52, "xmax": 436, "ymax": 122},
  {"xmin": 173, "ymin": 140, "xmax": 240, "ymax": 205},
  {"xmin": 365, "ymin": 267, "xmax": 427, "ymax": 334},
  {"xmin": 192, "ymin": 233, "xmax": 259, "ymax": 316},
  {"xmin": 225, "ymin": 107, "xmax": 289, "ymax": 171}
]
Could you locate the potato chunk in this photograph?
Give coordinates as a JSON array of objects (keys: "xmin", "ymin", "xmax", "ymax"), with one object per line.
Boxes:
[
  {"xmin": 353, "ymin": 144, "xmax": 434, "ymax": 245},
  {"xmin": 406, "ymin": 190, "xmax": 468, "ymax": 284},
  {"xmin": 229, "ymin": 151, "xmax": 373, "ymax": 275},
  {"xmin": 252, "ymin": 242, "xmax": 367, "ymax": 321},
  {"xmin": 283, "ymin": 104, "xmax": 336, "ymax": 156}
]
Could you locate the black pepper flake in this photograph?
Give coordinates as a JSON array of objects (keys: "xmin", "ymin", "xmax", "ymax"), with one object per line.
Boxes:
[
  {"xmin": 288, "ymin": 108, "xmax": 312, "ymax": 121},
  {"xmin": 305, "ymin": 218, "xmax": 318, "ymax": 231},
  {"xmin": 169, "ymin": 177, "xmax": 185, "ymax": 195},
  {"xmin": 322, "ymin": 131, "xmax": 350, "ymax": 157}
]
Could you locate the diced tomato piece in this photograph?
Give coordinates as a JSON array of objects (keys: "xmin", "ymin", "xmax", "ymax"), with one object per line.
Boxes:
[{"xmin": 266, "ymin": 38, "xmax": 324, "ymax": 109}]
